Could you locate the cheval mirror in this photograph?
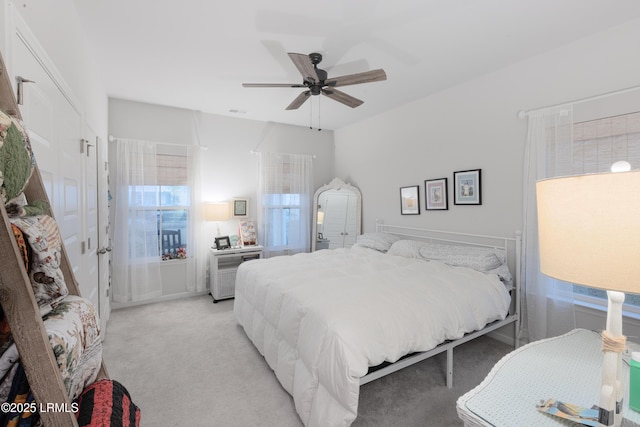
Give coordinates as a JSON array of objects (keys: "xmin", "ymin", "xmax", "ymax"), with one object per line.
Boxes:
[{"xmin": 312, "ymin": 178, "xmax": 362, "ymax": 251}]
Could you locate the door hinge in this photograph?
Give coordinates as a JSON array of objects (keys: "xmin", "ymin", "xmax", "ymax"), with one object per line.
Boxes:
[
  {"xmin": 81, "ymin": 241, "xmax": 86, "ymax": 254},
  {"xmin": 80, "ymin": 139, "xmax": 95, "ymax": 156},
  {"xmin": 16, "ymin": 76, "xmax": 35, "ymax": 105}
]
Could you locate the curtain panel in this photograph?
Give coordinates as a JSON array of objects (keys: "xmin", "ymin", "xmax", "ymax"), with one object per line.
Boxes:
[
  {"xmin": 112, "ymin": 139, "xmax": 163, "ymax": 303},
  {"xmin": 521, "ymin": 106, "xmax": 576, "ymax": 342},
  {"xmin": 258, "ymin": 152, "xmax": 313, "ymax": 257},
  {"xmin": 112, "ymin": 140, "xmax": 206, "ymax": 303}
]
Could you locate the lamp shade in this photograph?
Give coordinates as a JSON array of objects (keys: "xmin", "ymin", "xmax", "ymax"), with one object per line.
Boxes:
[
  {"xmin": 536, "ymin": 171, "xmax": 640, "ymax": 294},
  {"xmin": 205, "ymin": 202, "xmax": 230, "ymax": 222}
]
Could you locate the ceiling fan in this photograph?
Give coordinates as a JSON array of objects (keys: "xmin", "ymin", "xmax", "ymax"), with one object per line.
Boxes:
[{"xmin": 242, "ymin": 52, "xmax": 387, "ymax": 110}]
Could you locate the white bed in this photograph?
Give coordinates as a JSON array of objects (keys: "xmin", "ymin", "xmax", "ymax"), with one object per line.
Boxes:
[{"xmin": 233, "ymin": 223, "xmax": 521, "ymax": 427}]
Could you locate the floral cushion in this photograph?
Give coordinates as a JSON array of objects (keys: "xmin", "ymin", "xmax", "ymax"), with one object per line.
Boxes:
[
  {"xmin": 43, "ymin": 295, "xmax": 102, "ymax": 400},
  {"xmin": 1, "ymin": 295, "xmax": 102, "ymax": 402},
  {"xmin": 10, "ymin": 215, "xmax": 68, "ymax": 307}
]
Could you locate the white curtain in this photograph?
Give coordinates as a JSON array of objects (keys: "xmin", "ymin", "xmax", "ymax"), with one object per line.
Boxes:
[
  {"xmin": 521, "ymin": 106, "xmax": 576, "ymax": 342},
  {"xmin": 112, "ymin": 140, "xmax": 206, "ymax": 302},
  {"xmin": 187, "ymin": 145, "xmax": 207, "ymax": 293},
  {"xmin": 258, "ymin": 152, "xmax": 313, "ymax": 257},
  {"xmin": 112, "ymin": 139, "xmax": 162, "ymax": 302}
]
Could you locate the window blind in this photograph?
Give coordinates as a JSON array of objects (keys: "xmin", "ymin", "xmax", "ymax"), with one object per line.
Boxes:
[{"xmin": 554, "ymin": 111, "xmax": 640, "ymax": 176}]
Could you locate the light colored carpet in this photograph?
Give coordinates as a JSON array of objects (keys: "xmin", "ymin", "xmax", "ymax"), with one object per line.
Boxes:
[{"xmin": 102, "ymin": 295, "xmax": 512, "ymax": 426}]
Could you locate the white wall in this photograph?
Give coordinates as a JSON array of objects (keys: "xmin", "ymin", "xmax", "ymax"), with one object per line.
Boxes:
[
  {"xmin": 2, "ymin": 0, "xmax": 108, "ymax": 136},
  {"xmin": 334, "ymin": 18, "xmax": 640, "ymax": 340},
  {"xmin": 335, "ymin": 17, "xmax": 640, "ymax": 237},
  {"xmin": 109, "ymin": 98, "xmax": 335, "ymax": 231},
  {"xmin": 109, "ymin": 98, "xmax": 335, "ymax": 298}
]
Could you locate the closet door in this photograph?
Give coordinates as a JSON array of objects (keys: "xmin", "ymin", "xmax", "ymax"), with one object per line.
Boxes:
[
  {"xmin": 96, "ymin": 135, "xmax": 111, "ymax": 330},
  {"xmin": 12, "ymin": 28, "xmax": 100, "ymax": 312},
  {"xmin": 342, "ymin": 193, "xmax": 358, "ymax": 247},
  {"xmin": 323, "ymin": 192, "xmax": 349, "ymax": 249}
]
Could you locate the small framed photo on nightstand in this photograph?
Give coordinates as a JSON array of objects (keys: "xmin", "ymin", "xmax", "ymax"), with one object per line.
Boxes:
[{"xmin": 214, "ymin": 236, "xmax": 231, "ymax": 250}]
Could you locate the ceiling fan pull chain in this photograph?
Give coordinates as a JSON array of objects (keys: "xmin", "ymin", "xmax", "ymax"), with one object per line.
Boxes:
[
  {"xmin": 318, "ymin": 96, "xmax": 321, "ymax": 131},
  {"xmin": 309, "ymin": 95, "xmax": 313, "ymax": 130}
]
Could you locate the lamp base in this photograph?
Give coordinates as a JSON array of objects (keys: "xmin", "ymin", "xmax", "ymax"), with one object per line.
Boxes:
[{"xmin": 598, "ymin": 290, "xmax": 626, "ymax": 427}]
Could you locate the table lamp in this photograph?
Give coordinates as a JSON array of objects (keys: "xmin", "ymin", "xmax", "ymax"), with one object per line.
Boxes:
[
  {"xmin": 536, "ymin": 170, "xmax": 640, "ymax": 427},
  {"xmin": 205, "ymin": 202, "xmax": 230, "ymax": 236}
]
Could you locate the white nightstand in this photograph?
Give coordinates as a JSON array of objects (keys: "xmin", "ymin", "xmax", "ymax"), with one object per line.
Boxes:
[
  {"xmin": 457, "ymin": 328, "xmax": 640, "ymax": 427},
  {"xmin": 209, "ymin": 245, "xmax": 263, "ymax": 303}
]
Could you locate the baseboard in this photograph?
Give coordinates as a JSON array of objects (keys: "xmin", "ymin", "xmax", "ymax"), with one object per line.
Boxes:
[{"xmin": 111, "ymin": 290, "xmax": 209, "ymax": 310}]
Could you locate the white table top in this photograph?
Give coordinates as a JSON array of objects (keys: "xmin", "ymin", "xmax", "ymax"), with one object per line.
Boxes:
[
  {"xmin": 210, "ymin": 245, "xmax": 263, "ymax": 255},
  {"xmin": 457, "ymin": 328, "xmax": 640, "ymax": 427}
]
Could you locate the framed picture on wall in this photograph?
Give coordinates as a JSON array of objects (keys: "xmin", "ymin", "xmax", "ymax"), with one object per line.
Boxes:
[
  {"xmin": 453, "ymin": 169, "xmax": 482, "ymax": 205},
  {"xmin": 425, "ymin": 178, "xmax": 448, "ymax": 210},
  {"xmin": 400, "ymin": 185, "xmax": 420, "ymax": 215},
  {"xmin": 233, "ymin": 199, "xmax": 248, "ymax": 217}
]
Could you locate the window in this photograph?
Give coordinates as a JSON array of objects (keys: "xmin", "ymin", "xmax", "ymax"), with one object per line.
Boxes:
[
  {"xmin": 263, "ymin": 193, "xmax": 302, "ymax": 249},
  {"xmin": 258, "ymin": 152, "xmax": 313, "ymax": 257},
  {"xmin": 128, "ymin": 184, "xmax": 190, "ymax": 259},
  {"xmin": 127, "ymin": 151, "xmax": 192, "ymax": 260},
  {"xmin": 568, "ymin": 111, "xmax": 640, "ymax": 310}
]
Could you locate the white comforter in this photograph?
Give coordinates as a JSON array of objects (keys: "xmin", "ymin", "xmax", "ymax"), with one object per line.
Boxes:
[{"xmin": 233, "ymin": 246, "xmax": 510, "ymax": 427}]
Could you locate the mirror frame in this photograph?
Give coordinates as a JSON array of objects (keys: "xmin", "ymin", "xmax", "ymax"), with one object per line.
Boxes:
[{"xmin": 312, "ymin": 177, "xmax": 362, "ymax": 251}]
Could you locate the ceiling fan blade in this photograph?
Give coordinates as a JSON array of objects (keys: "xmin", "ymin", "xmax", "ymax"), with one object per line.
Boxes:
[
  {"xmin": 321, "ymin": 88, "xmax": 363, "ymax": 108},
  {"xmin": 288, "ymin": 53, "xmax": 320, "ymax": 82},
  {"xmin": 325, "ymin": 69, "xmax": 387, "ymax": 87},
  {"xmin": 242, "ymin": 83, "xmax": 306, "ymax": 88},
  {"xmin": 286, "ymin": 91, "xmax": 311, "ymax": 110}
]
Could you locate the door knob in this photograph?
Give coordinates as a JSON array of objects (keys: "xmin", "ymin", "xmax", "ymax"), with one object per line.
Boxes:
[{"xmin": 97, "ymin": 247, "xmax": 112, "ymax": 255}]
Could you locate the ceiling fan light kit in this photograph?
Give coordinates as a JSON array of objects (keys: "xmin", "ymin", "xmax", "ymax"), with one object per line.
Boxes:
[{"xmin": 242, "ymin": 52, "xmax": 387, "ymax": 111}]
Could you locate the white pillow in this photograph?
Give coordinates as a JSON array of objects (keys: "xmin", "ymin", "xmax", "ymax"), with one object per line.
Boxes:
[
  {"xmin": 486, "ymin": 263, "xmax": 513, "ymax": 282},
  {"xmin": 354, "ymin": 232, "xmax": 399, "ymax": 252},
  {"xmin": 387, "ymin": 240, "xmax": 430, "ymax": 259},
  {"xmin": 418, "ymin": 243, "xmax": 503, "ymax": 272}
]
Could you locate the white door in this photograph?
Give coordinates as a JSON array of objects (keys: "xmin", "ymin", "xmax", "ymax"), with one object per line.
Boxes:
[
  {"xmin": 81, "ymin": 128, "xmax": 99, "ymax": 309},
  {"xmin": 323, "ymin": 193, "xmax": 349, "ymax": 249},
  {"xmin": 13, "ymin": 27, "xmax": 103, "ymax": 323},
  {"xmin": 96, "ymin": 135, "xmax": 111, "ymax": 330}
]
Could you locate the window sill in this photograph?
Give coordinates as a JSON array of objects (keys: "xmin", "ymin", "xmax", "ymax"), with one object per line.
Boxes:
[{"xmin": 573, "ymin": 298, "xmax": 640, "ymax": 323}]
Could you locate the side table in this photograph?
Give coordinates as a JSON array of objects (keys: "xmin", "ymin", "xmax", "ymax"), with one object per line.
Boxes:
[
  {"xmin": 209, "ymin": 245, "xmax": 263, "ymax": 303},
  {"xmin": 457, "ymin": 328, "xmax": 640, "ymax": 426}
]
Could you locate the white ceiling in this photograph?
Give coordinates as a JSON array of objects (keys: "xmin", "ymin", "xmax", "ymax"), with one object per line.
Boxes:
[{"xmin": 73, "ymin": 0, "xmax": 640, "ymax": 130}]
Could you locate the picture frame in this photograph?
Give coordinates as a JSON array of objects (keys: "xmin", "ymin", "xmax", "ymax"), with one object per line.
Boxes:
[
  {"xmin": 239, "ymin": 220, "xmax": 257, "ymax": 246},
  {"xmin": 400, "ymin": 185, "xmax": 420, "ymax": 215},
  {"xmin": 424, "ymin": 178, "xmax": 448, "ymax": 210},
  {"xmin": 453, "ymin": 169, "xmax": 482, "ymax": 205},
  {"xmin": 214, "ymin": 235, "xmax": 231, "ymax": 250},
  {"xmin": 233, "ymin": 199, "xmax": 248, "ymax": 217}
]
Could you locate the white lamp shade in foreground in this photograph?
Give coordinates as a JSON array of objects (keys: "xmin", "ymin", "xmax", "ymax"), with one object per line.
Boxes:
[{"xmin": 536, "ymin": 171, "xmax": 640, "ymax": 294}]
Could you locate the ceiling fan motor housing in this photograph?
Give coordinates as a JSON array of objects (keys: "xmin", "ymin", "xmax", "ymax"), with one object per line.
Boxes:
[{"xmin": 307, "ymin": 52, "xmax": 327, "ymax": 95}]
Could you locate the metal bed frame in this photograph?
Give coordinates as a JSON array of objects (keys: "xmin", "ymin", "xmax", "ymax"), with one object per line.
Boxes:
[{"xmin": 359, "ymin": 221, "xmax": 522, "ymax": 388}]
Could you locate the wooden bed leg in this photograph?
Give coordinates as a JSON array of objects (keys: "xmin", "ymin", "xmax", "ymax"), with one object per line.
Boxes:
[{"xmin": 447, "ymin": 348, "xmax": 453, "ymax": 388}]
